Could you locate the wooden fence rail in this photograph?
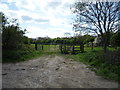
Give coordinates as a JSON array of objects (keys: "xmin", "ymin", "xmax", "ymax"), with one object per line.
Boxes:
[
  {"xmin": 34, "ymin": 43, "xmax": 82, "ymax": 54},
  {"xmin": 60, "ymin": 44, "xmax": 81, "ymax": 54}
]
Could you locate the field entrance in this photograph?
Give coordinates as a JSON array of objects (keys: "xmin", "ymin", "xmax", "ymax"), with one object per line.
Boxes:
[
  {"xmin": 36, "ymin": 44, "xmax": 82, "ymax": 54},
  {"xmin": 37, "ymin": 44, "xmax": 60, "ymax": 53}
]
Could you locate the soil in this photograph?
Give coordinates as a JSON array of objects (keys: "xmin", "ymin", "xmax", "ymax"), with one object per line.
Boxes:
[{"xmin": 2, "ymin": 55, "xmax": 119, "ymax": 88}]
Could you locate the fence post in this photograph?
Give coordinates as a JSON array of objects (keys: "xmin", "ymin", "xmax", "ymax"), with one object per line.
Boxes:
[
  {"xmin": 80, "ymin": 43, "xmax": 84, "ymax": 53},
  {"xmin": 64, "ymin": 45, "xmax": 66, "ymax": 53},
  {"xmin": 42, "ymin": 45, "xmax": 43, "ymax": 50},
  {"xmin": 60, "ymin": 44, "xmax": 63, "ymax": 53},
  {"xmin": 72, "ymin": 45, "xmax": 74, "ymax": 54},
  {"xmin": 35, "ymin": 43, "xmax": 37, "ymax": 50}
]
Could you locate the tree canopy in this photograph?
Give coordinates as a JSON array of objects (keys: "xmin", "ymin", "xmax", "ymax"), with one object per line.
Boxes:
[{"xmin": 72, "ymin": 1, "xmax": 120, "ymax": 51}]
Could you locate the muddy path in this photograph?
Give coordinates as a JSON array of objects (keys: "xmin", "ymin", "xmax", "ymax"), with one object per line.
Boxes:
[{"xmin": 2, "ymin": 55, "xmax": 119, "ymax": 88}]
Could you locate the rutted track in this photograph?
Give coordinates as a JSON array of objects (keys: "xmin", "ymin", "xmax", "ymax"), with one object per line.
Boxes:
[{"xmin": 2, "ymin": 55, "xmax": 119, "ymax": 88}]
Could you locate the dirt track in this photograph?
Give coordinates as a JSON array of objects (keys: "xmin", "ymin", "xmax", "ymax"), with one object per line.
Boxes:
[{"xmin": 2, "ymin": 55, "xmax": 119, "ymax": 88}]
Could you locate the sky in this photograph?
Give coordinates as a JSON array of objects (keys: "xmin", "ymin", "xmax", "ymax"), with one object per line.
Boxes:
[{"xmin": 0, "ymin": 0, "xmax": 77, "ymax": 38}]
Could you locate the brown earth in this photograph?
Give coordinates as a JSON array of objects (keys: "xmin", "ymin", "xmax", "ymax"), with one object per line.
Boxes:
[{"xmin": 2, "ymin": 55, "xmax": 119, "ymax": 88}]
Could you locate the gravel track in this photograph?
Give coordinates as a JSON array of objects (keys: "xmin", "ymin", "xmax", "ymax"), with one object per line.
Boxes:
[{"xmin": 2, "ymin": 55, "xmax": 119, "ymax": 88}]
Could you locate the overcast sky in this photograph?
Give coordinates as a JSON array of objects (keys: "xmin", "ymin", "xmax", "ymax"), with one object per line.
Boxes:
[{"xmin": 0, "ymin": 0, "xmax": 77, "ymax": 38}]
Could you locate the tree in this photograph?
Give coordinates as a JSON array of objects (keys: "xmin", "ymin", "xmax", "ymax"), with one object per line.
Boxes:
[
  {"xmin": 72, "ymin": 1, "xmax": 120, "ymax": 52},
  {"xmin": 1, "ymin": 12, "xmax": 26, "ymax": 49}
]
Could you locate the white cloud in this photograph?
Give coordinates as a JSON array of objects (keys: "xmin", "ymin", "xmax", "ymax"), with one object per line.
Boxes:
[
  {"xmin": 0, "ymin": 3, "xmax": 9, "ymax": 10},
  {"xmin": 0, "ymin": 0, "xmax": 75, "ymax": 38},
  {"xmin": 15, "ymin": 0, "xmax": 36, "ymax": 11},
  {"xmin": 26, "ymin": 26, "xmax": 74, "ymax": 38}
]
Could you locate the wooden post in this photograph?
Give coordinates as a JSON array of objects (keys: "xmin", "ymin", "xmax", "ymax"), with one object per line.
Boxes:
[
  {"xmin": 60, "ymin": 44, "xmax": 63, "ymax": 53},
  {"xmin": 64, "ymin": 45, "xmax": 66, "ymax": 53},
  {"xmin": 71, "ymin": 45, "xmax": 74, "ymax": 54},
  {"xmin": 42, "ymin": 45, "xmax": 43, "ymax": 50},
  {"xmin": 80, "ymin": 43, "xmax": 84, "ymax": 53},
  {"xmin": 35, "ymin": 43, "xmax": 37, "ymax": 50},
  {"xmin": 54, "ymin": 44, "xmax": 55, "ymax": 48}
]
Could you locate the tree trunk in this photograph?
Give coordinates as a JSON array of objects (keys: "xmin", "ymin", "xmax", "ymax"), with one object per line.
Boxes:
[
  {"xmin": 103, "ymin": 32, "xmax": 110, "ymax": 52},
  {"xmin": 103, "ymin": 43, "xmax": 107, "ymax": 52}
]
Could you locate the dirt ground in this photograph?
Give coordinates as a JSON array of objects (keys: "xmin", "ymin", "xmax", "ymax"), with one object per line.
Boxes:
[{"xmin": 2, "ymin": 55, "xmax": 119, "ymax": 88}]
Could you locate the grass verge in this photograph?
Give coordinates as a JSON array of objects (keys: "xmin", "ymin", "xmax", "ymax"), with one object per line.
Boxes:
[
  {"xmin": 63, "ymin": 47, "xmax": 120, "ymax": 82},
  {"xmin": 2, "ymin": 44, "xmax": 61, "ymax": 63},
  {"xmin": 2, "ymin": 44, "xmax": 43, "ymax": 63}
]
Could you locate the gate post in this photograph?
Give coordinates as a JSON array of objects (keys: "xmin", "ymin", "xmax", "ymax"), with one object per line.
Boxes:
[
  {"xmin": 71, "ymin": 45, "xmax": 75, "ymax": 54},
  {"xmin": 35, "ymin": 43, "xmax": 37, "ymax": 50},
  {"xmin": 70, "ymin": 45, "xmax": 74, "ymax": 54},
  {"xmin": 42, "ymin": 45, "xmax": 43, "ymax": 50},
  {"xmin": 60, "ymin": 44, "xmax": 63, "ymax": 53}
]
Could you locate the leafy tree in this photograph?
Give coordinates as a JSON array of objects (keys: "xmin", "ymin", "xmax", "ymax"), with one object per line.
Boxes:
[
  {"xmin": 2, "ymin": 25, "xmax": 25, "ymax": 49},
  {"xmin": 1, "ymin": 12, "xmax": 26, "ymax": 49},
  {"xmin": 72, "ymin": 1, "xmax": 120, "ymax": 52}
]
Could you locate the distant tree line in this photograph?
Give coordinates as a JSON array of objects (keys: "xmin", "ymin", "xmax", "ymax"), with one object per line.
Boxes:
[
  {"xmin": 30, "ymin": 31, "xmax": 120, "ymax": 52},
  {"xmin": 31, "ymin": 35, "xmax": 95, "ymax": 45}
]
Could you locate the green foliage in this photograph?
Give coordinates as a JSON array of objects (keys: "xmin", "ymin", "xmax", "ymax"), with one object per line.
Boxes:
[
  {"xmin": 2, "ymin": 12, "xmax": 27, "ymax": 50},
  {"xmin": 1, "ymin": 12, "xmax": 8, "ymax": 27},
  {"xmin": 23, "ymin": 36, "xmax": 30, "ymax": 44},
  {"xmin": 1, "ymin": 12, "xmax": 34, "ymax": 63},
  {"xmin": 110, "ymin": 31, "xmax": 120, "ymax": 47},
  {"xmin": 2, "ymin": 25, "xmax": 25, "ymax": 49},
  {"xmin": 35, "ymin": 34, "xmax": 95, "ymax": 46},
  {"xmin": 83, "ymin": 35, "xmax": 95, "ymax": 44},
  {"xmin": 2, "ymin": 44, "xmax": 42, "ymax": 63}
]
